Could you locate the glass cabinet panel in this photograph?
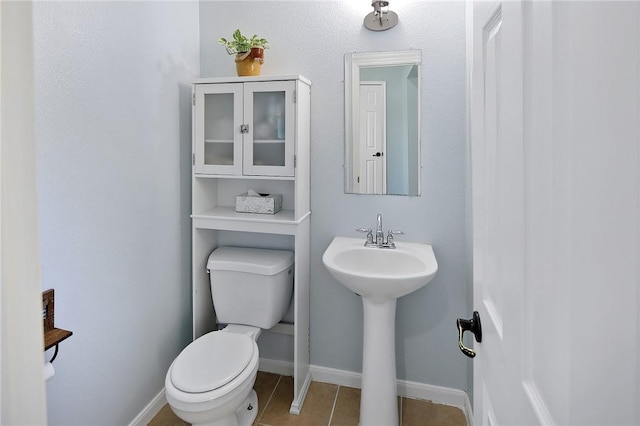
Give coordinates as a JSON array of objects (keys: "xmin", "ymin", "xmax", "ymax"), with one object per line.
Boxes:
[
  {"xmin": 204, "ymin": 93, "xmax": 234, "ymax": 166},
  {"xmin": 252, "ymin": 91, "xmax": 286, "ymax": 167},
  {"xmin": 244, "ymin": 81, "xmax": 295, "ymax": 176},
  {"xmin": 195, "ymin": 83, "xmax": 243, "ymax": 175}
]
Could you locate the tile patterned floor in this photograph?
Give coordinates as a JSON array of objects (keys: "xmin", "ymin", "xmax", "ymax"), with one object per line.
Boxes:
[{"xmin": 149, "ymin": 371, "xmax": 468, "ymax": 426}]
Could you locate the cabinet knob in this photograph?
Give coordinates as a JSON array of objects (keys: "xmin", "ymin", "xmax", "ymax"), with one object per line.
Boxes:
[{"xmin": 240, "ymin": 124, "xmax": 249, "ymax": 134}]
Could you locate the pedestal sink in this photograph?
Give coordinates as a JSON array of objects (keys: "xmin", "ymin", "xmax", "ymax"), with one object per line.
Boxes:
[{"xmin": 322, "ymin": 236, "xmax": 438, "ymax": 426}]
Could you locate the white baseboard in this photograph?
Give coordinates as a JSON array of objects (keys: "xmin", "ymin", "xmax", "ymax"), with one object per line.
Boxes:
[
  {"xmin": 309, "ymin": 364, "xmax": 471, "ymax": 418},
  {"xmin": 128, "ymin": 388, "xmax": 166, "ymax": 426},
  {"xmin": 397, "ymin": 377, "xmax": 468, "ymax": 409},
  {"xmin": 259, "ymin": 357, "xmax": 294, "ymax": 376},
  {"xmin": 310, "ymin": 364, "xmax": 361, "ymax": 388},
  {"xmin": 464, "ymin": 394, "xmax": 473, "ymax": 425}
]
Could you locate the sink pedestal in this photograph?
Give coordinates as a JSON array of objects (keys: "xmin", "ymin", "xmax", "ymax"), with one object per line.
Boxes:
[
  {"xmin": 322, "ymin": 236, "xmax": 438, "ymax": 425},
  {"xmin": 360, "ymin": 297, "xmax": 399, "ymax": 426}
]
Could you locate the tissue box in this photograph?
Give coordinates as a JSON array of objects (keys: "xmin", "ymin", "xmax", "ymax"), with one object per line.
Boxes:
[{"xmin": 235, "ymin": 192, "xmax": 283, "ymax": 214}]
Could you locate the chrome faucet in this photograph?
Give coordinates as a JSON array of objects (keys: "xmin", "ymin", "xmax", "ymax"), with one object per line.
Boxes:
[
  {"xmin": 356, "ymin": 213, "xmax": 404, "ymax": 248},
  {"xmin": 375, "ymin": 213, "xmax": 384, "ymax": 246}
]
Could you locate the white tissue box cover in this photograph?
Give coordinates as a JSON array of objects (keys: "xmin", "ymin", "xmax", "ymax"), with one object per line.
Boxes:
[{"xmin": 235, "ymin": 192, "xmax": 283, "ymax": 214}]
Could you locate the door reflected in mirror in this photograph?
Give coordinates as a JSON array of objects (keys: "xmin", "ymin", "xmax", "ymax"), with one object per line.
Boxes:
[{"xmin": 345, "ymin": 51, "xmax": 421, "ymax": 196}]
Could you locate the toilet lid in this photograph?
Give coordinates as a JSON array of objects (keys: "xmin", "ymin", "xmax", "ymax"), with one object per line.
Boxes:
[{"xmin": 171, "ymin": 332, "xmax": 254, "ymax": 393}]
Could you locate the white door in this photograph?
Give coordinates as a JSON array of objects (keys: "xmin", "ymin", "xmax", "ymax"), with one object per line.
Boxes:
[
  {"xmin": 357, "ymin": 82, "xmax": 386, "ymax": 194},
  {"xmin": 469, "ymin": 1, "xmax": 640, "ymax": 425},
  {"xmin": 469, "ymin": 1, "xmax": 535, "ymax": 423}
]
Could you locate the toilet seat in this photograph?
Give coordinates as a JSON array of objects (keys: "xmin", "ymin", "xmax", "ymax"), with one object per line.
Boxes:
[
  {"xmin": 165, "ymin": 335, "xmax": 259, "ymax": 412},
  {"xmin": 171, "ymin": 331, "xmax": 255, "ymax": 393}
]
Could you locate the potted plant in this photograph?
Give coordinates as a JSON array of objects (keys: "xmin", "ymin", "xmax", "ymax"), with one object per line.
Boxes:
[{"xmin": 218, "ymin": 29, "xmax": 269, "ymax": 77}]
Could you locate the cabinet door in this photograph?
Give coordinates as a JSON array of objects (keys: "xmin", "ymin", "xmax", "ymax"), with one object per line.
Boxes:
[
  {"xmin": 194, "ymin": 83, "xmax": 243, "ymax": 175},
  {"xmin": 243, "ymin": 81, "xmax": 296, "ymax": 176}
]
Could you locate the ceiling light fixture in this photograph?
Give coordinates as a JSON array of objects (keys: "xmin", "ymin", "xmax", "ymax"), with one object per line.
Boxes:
[{"xmin": 363, "ymin": 1, "xmax": 398, "ymax": 31}]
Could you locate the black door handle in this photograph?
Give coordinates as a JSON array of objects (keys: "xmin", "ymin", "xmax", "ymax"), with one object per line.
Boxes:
[
  {"xmin": 372, "ymin": 152, "xmax": 383, "ymax": 157},
  {"xmin": 456, "ymin": 311, "xmax": 482, "ymax": 358}
]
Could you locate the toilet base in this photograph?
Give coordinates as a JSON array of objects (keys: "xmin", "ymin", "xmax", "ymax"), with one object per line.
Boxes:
[
  {"xmin": 189, "ymin": 389, "xmax": 258, "ymax": 426},
  {"xmin": 234, "ymin": 389, "xmax": 258, "ymax": 426}
]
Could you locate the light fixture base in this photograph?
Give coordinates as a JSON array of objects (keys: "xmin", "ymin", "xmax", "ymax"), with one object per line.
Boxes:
[{"xmin": 363, "ymin": 10, "xmax": 398, "ymax": 31}]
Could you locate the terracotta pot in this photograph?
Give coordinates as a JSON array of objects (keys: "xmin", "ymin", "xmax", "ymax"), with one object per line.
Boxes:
[{"xmin": 235, "ymin": 47, "xmax": 265, "ymax": 77}]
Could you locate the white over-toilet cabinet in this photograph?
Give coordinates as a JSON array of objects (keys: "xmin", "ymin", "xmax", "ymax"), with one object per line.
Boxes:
[{"xmin": 190, "ymin": 75, "xmax": 311, "ymax": 414}]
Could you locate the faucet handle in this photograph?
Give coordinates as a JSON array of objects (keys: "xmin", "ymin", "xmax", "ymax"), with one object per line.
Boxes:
[
  {"xmin": 356, "ymin": 228, "xmax": 374, "ymax": 245},
  {"xmin": 386, "ymin": 230, "xmax": 404, "ymax": 247}
]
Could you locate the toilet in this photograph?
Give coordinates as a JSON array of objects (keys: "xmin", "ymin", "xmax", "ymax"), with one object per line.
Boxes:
[{"xmin": 165, "ymin": 246, "xmax": 294, "ymax": 426}]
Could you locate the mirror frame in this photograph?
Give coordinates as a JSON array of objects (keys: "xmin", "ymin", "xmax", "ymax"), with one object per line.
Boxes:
[{"xmin": 344, "ymin": 50, "xmax": 422, "ymax": 195}]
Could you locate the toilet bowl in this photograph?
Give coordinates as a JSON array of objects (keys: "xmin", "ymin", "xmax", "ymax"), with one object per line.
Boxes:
[
  {"xmin": 165, "ymin": 326, "xmax": 261, "ymax": 426},
  {"xmin": 165, "ymin": 247, "xmax": 294, "ymax": 426}
]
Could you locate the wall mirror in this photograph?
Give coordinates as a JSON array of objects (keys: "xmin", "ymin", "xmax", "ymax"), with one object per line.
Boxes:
[{"xmin": 345, "ymin": 50, "xmax": 421, "ymax": 196}]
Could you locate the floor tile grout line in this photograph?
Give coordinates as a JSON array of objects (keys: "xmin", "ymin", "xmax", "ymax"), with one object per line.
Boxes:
[
  {"xmin": 256, "ymin": 374, "xmax": 282, "ymax": 425},
  {"xmin": 326, "ymin": 384, "xmax": 341, "ymax": 426},
  {"xmin": 147, "ymin": 381, "xmax": 468, "ymax": 426}
]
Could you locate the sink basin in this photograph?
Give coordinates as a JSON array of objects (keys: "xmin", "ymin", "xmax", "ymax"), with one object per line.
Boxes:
[
  {"xmin": 322, "ymin": 236, "xmax": 438, "ymax": 303},
  {"xmin": 322, "ymin": 236, "xmax": 438, "ymax": 425}
]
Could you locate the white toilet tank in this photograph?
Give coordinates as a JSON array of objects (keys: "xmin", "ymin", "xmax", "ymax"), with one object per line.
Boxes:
[{"xmin": 207, "ymin": 247, "xmax": 294, "ymax": 329}]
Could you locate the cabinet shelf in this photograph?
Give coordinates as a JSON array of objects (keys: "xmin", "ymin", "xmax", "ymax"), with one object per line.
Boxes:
[
  {"xmin": 192, "ymin": 207, "xmax": 309, "ymax": 234},
  {"xmin": 204, "ymin": 139, "xmax": 284, "ymax": 145},
  {"xmin": 195, "ymin": 173, "xmax": 295, "ymax": 181},
  {"xmin": 205, "ymin": 139, "xmax": 233, "ymax": 144},
  {"xmin": 254, "ymin": 139, "xmax": 286, "ymax": 144}
]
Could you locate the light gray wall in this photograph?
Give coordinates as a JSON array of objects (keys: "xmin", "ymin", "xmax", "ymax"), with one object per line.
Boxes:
[
  {"xmin": 199, "ymin": 1, "xmax": 470, "ymax": 393},
  {"xmin": 33, "ymin": 2, "xmax": 199, "ymax": 424}
]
